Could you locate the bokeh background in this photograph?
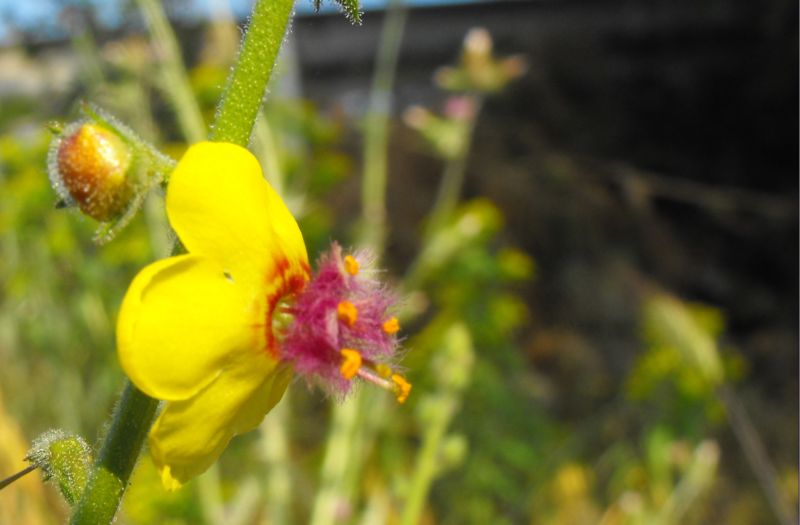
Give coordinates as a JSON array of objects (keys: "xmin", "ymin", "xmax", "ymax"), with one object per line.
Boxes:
[{"xmin": 0, "ymin": 0, "xmax": 797, "ymax": 524}]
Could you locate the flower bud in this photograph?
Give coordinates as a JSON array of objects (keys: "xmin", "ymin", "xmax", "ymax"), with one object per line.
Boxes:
[
  {"xmin": 48, "ymin": 123, "xmax": 134, "ymax": 222},
  {"xmin": 462, "ymin": 27, "xmax": 493, "ymax": 72},
  {"xmin": 404, "ymin": 99, "xmax": 476, "ymax": 160},
  {"xmin": 435, "ymin": 27, "xmax": 527, "ymax": 94},
  {"xmin": 26, "ymin": 429, "xmax": 92, "ymax": 506}
]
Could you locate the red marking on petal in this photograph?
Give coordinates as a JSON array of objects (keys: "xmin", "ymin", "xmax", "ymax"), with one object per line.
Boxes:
[{"xmin": 261, "ymin": 257, "xmax": 311, "ymax": 358}]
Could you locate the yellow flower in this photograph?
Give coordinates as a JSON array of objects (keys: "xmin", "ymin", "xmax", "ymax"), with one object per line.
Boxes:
[{"xmin": 116, "ymin": 142, "xmax": 309, "ymax": 489}]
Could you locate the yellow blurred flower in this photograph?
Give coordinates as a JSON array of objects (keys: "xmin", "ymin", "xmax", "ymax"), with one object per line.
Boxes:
[{"xmin": 116, "ymin": 142, "xmax": 309, "ymax": 489}]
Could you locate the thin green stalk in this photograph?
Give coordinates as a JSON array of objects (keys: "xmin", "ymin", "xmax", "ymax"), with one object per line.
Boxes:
[
  {"xmin": 718, "ymin": 386, "xmax": 795, "ymax": 525},
  {"xmin": 70, "ymin": 2, "xmax": 296, "ymax": 522},
  {"xmin": 423, "ymin": 96, "xmax": 482, "ymax": 239},
  {"xmin": 260, "ymin": 393, "xmax": 292, "ymax": 524},
  {"xmin": 252, "ymin": 114, "xmax": 286, "ymax": 196},
  {"xmin": 341, "ymin": 391, "xmax": 386, "ymax": 497},
  {"xmin": 400, "ymin": 322, "xmax": 472, "ymax": 525},
  {"xmin": 309, "ymin": 396, "xmax": 360, "ymax": 525},
  {"xmin": 358, "ymin": 485, "xmax": 390, "ymax": 525},
  {"xmin": 130, "ymin": 81, "xmax": 173, "ymax": 257},
  {"xmin": 400, "ymin": 397, "xmax": 456, "ymax": 525},
  {"xmin": 311, "ymin": 4, "xmax": 407, "ymax": 524},
  {"xmin": 69, "ymin": 383, "xmax": 159, "ymax": 525},
  {"xmin": 136, "ymin": 0, "xmax": 207, "ymax": 143},
  {"xmin": 359, "ymin": 0, "xmax": 408, "ymax": 254},
  {"xmin": 144, "ymin": 192, "xmax": 173, "ymax": 259},
  {"xmin": 398, "ymin": 98, "xmax": 483, "ymax": 298},
  {"xmin": 657, "ymin": 441, "xmax": 719, "ymax": 525},
  {"xmin": 212, "ymin": 0, "xmax": 296, "ymax": 146}
]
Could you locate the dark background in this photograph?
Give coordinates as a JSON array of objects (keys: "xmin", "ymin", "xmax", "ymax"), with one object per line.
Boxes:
[{"xmin": 292, "ymin": 0, "xmax": 799, "ymax": 422}]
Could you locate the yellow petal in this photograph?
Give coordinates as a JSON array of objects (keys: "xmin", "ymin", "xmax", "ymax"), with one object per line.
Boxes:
[
  {"xmin": 117, "ymin": 254, "xmax": 264, "ymax": 401},
  {"xmin": 148, "ymin": 358, "xmax": 292, "ymax": 487},
  {"xmin": 166, "ymin": 142, "xmax": 309, "ymax": 289}
]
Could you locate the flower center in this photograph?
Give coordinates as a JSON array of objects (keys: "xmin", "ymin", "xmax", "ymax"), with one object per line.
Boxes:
[
  {"xmin": 279, "ymin": 243, "xmax": 410, "ymax": 403},
  {"xmin": 264, "ymin": 259, "xmax": 310, "ymax": 357}
]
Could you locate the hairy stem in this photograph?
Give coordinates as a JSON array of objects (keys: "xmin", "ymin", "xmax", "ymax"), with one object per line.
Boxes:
[
  {"xmin": 211, "ymin": 0, "xmax": 295, "ymax": 146},
  {"xmin": 69, "ymin": 383, "xmax": 158, "ymax": 525}
]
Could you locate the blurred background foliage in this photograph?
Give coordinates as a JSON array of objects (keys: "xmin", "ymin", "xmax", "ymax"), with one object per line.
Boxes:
[{"xmin": 0, "ymin": 0, "xmax": 797, "ymax": 524}]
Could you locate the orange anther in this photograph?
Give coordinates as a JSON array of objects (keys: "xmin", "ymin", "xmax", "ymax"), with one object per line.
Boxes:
[
  {"xmin": 344, "ymin": 255, "xmax": 360, "ymax": 276},
  {"xmin": 340, "ymin": 349, "xmax": 362, "ymax": 380},
  {"xmin": 337, "ymin": 301, "xmax": 358, "ymax": 327},
  {"xmin": 391, "ymin": 374, "xmax": 412, "ymax": 404},
  {"xmin": 382, "ymin": 317, "xmax": 400, "ymax": 335}
]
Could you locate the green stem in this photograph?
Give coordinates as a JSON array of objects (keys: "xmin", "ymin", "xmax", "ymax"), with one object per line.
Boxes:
[
  {"xmin": 400, "ymin": 322, "xmax": 472, "ymax": 525},
  {"xmin": 260, "ymin": 393, "xmax": 292, "ymax": 524},
  {"xmin": 211, "ymin": 0, "xmax": 296, "ymax": 146},
  {"xmin": 400, "ymin": 397, "xmax": 456, "ymax": 525},
  {"xmin": 309, "ymin": 396, "xmax": 360, "ymax": 525},
  {"xmin": 311, "ymin": 5, "xmax": 408, "ymax": 523},
  {"xmin": 136, "ymin": 0, "xmax": 207, "ymax": 143},
  {"xmin": 341, "ymin": 391, "xmax": 386, "ymax": 501},
  {"xmin": 423, "ymin": 96, "xmax": 482, "ymax": 239},
  {"xmin": 69, "ymin": 383, "xmax": 159, "ymax": 525},
  {"xmin": 359, "ymin": 0, "xmax": 408, "ymax": 254},
  {"xmin": 398, "ymin": 99, "xmax": 482, "ymax": 298},
  {"xmin": 657, "ymin": 441, "xmax": 719, "ymax": 524}
]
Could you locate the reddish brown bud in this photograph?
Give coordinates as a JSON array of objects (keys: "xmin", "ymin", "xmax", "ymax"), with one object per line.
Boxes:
[{"xmin": 49, "ymin": 123, "xmax": 133, "ymax": 221}]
